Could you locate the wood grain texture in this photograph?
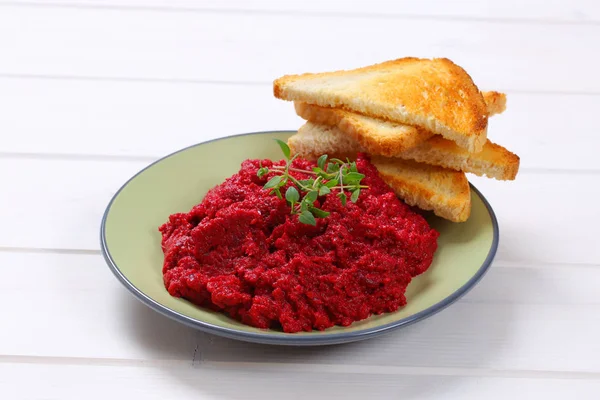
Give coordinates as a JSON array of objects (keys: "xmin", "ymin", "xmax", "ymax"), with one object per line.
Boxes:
[
  {"xmin": 0, "ymin": 78, "xmax": 596, "ymax": 170},
  {"xmin": 200, "ymin": 303, "xmax": 600, "ymax": 373},
  {"xmin": 2, "ymin": 0, "xmax": 599, "ymax": 23},
  {"xmin": 0, "ymin": 252, "xmax": 198, "ymax": 361},
  {"xmin": 0, "ymin": 78, "xmax": 300, "ymax": 159},
  {"xmin": 0, "ymin": 7, "xmax": 598, "ymax": 92},
  {"xmin": 1, "ymin": 252, "xmax": 599, "ymax": 371},
  {"xmin": 0, "ymin": 158, "xmax": 145, "ymax": 250},
  {"xmin": 1, "ymin": 2, "xmax": 599, "ymax": 398},
  {"xmin": 1, "ymin": 158, "xmax": 598, "ymax": 265},
  {"xmin": 2, "ymin": 363, "xmax": 599, "ymax": 400}
]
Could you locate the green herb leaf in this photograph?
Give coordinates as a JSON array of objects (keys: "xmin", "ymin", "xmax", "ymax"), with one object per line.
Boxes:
[
  {"xmin": 298, "ymin": 210, "xmax": 316, "ymax": 226},
  {"xmin": 264, "ymin": 175, "xmax": 283, "ymax": 189},
  {"xmin": 313, "ymin": 167, "xmax": 333, "ymax": 180},
  {"xmin": 350, "ymin": 188, "xmax": 360, "ymax": 203},
  {"xmin": 300, "ymin": 200, "xmax": 309, "ymax": 212},
  {"xmin": 316, "ymin": 170, "xmax": 334, "ymax": 181},
  {"xmin": 296, "ymin": 178, "xmax": 313, "ymax": 188},
  {"xmin": 285, "ymin": 186, "xmax": 299, "ymax": 203},
  {"xmin": 257, "ymin": 167, "xmax": 269, "ymax": 178},
  {"xmin": 325, "ymin": 178, "xmax": 339, "ymax": 188},
  {"xmin": 310, "ymin": 207, "xmax": 330, "ymax": 218},
  {"xmin": 317, "ymin": 154, "xmax": 328, "ymax": 170},
  {"xmin": 319, "ymin": 186, "xmax": 331, "ymax": 196},
  {"xmin": 305, "ymin": 190, "xmax": 318, "ymax": 203},
  {"xmin": 343, "ymin": 172, "xmax": 365, "ymax": 184},
  {"xmin": 261, "ymin": 150, "xmax": 368, "ymax": 224},
  {"xmin": 274, "ymin": 139, "xmax": 291, "ymax": 160},
  {"xmin": 326, "ymin": 163, "xmax": 340, "ymax": 174}
]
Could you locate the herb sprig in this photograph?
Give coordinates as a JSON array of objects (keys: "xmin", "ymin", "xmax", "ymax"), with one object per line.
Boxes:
[{"xmin": 257, "ymin": 139, "xmax": 368, "ymax": 225}]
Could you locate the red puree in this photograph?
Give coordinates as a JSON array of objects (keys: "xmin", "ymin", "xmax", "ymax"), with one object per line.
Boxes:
[{"xmin": 159, "ymin": 154, "xmax": 439, "ymax": 333}]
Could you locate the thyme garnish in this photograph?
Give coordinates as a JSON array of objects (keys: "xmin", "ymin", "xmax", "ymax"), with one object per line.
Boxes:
[{"xmin": 257, "ymin": 139, "xmax": 367, "ymax": 225}]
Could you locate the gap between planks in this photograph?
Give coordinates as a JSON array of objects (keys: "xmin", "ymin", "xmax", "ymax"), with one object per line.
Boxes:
[
  {"xmin": 1, "ymin": 354, "xmax": 599, "ymax": 380},
  {"xmin": 0, "ymin": 151, "xmax": 599, "ymax": 176},
  {"xmin": 0, "ymin": 246, "xmax": 598, "ymax": 271},
  {"xmin": 2, "ymin": 72, "xmax": 600, "ymax": 96},
  {"xmin": 0, "ymin": 246, "xmax": 101, "ymax": 256},
  {"xmin": 1, "ymin": 1, "xmax": 599, "ymax": 27}
]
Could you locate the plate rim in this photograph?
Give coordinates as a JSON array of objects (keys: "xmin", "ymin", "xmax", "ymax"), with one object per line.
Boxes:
[{"xmin": 100, "ymin": 130, "xmax": 499, "ymax": 346}]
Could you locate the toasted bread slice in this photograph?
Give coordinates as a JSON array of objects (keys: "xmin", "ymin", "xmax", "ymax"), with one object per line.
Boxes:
[
  {"xmin": 483, "ymin": 91, "xmax": 507, "ymax": 116},
  {"xmin": 289, "ymin": 122, "xmax": 471, "ymax": 222},
  {"xmin": 288, "ymin": 123, "xmax": 360, "ymax": 161},
  {"xmin": 401, "ymin": 135, "xmax": 520, "ymax": 180},
  {"xmin": 288, "ymin": 121, "xmax": 519, "ymax": 181},
  {"xmin": 372, "ymin": 156, "xmax": 471, "ymax": 222},
  {"xmin": 293, "ymin": 90, "xmax": 507, "ymax": 157},
  {"xmin": 274, "ymin": 57, "xmax": 488, "ymax": 152},
  {"xmin": 294, "ymin": 101, "xmax": 434, "ymax": 156}
]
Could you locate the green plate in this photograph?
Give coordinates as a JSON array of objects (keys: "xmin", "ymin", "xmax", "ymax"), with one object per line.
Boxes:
[{"xmin": 101, "ymin": 131, "xmax": 498, "ymax": 346}]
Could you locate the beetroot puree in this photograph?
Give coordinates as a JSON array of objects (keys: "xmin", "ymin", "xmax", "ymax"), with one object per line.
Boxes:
[{"xmin": 159, "ymin": 154, "xmax": 439, "ymax": 333}]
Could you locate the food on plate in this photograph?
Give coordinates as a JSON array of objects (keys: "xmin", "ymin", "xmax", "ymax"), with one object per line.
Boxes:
[
  {"xmin": 274, "ymin": 57, "xmax": 490, "ymax": 152},
  {"xmin": 293, "ymin": 90, "xmax": 505, "ymax": 157},
  {"xmin": 395, "ymin": 136, "xmax": 519, "ymax": 181},
  {"xmin": 158, "ymin": 56, "xmax": 518, "ymax": 332},
  {"xmin": 159, "ymin": 144, "xmax": 439, "ymax": 333},
  {"xmin": 481, "ymin": 91, "xmax": 507, "ymax": 116},
  {"xmin": 276, "ymin": 57, "xmax": 520, "ymax": 222},
  {"xmin": 373, "ymin": 156, "xmax": 470, "ymax": 223},
  {"xmin": 294, "ymin": 101, "xmax": 434, "ymax": 156},
  {"xmin": 290, "ymin": 122, "xmax": 519, "ymax": 182},
  {"xmin": 289, "ymin": 123, "xmax": 471, "ymax": 222}
]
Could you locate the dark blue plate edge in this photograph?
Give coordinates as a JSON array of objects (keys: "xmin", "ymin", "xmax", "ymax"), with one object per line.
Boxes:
[{"xmin": 100, "ymin": 130, "xmax": 499, "ymax": 346}]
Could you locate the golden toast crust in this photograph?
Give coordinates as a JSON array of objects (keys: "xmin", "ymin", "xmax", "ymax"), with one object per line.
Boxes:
[
  {"xmin": 287, "ymin": 123, "xmax": 472, "ymax": 222},
  {"xmin": 372, "ymin": 156, "xmax": 471, "ymax": 223},
  {"xmin": 274, "ymin": 57, "xmax": 489, "ymax": 152},
  {"xmin": 294, "ymin": 101, "xmax": 433, "ymax": 157},
  {"xmin": 289, "ymin": 120, "xmax": 519, "ymax": 182},
  {"xmin": 483, "ymin": 91, "xmax": 507, "ymax": 116},
  {"xmin": 293, "ymin": 90, "xmax": 507, "ymax": 158},
  {"xmin": 400, "ymin": 136, "xmax": 520, "ymax": 180}
]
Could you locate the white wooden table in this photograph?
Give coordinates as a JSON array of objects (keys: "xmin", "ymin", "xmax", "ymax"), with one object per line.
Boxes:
[{"xmin": 1, "ymin": 1, "xmax": 599, "ymax": 398}]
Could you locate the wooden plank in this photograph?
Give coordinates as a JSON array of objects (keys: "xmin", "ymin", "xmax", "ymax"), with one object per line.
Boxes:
[
  {"xmin": 1, "ymin": 362, "xmax": 599, "ymax": 400},
  {"xmin": 0, "ymin": 7, "xmax": 598, "ymax": 92},
  {"xmin": 0, "ymin": 78, "xmax": 300, "ymax": 159},
  {"xmin": 0, "ymin": 158, "xmax": 144, "ymax": 251},
  {"xmin": 465, "ymin": 262, "xmax": 600, "ymax": 305},
  {"xmin": 1, "ymin": 158, "xmax": 597, "ymax": 265},
  {"xmin": 0, "ymin": 78, "xmax": 596, "ymax": 171},
  {"xmin": 469, "ymin": 172, "xmax": 600, "ymax": 265},
  {"xmin": 1, "ymin": 249, "xmax": 599, "ymax": 371},
  {"xmin": 201, "ymin": 302, "xmax": 600, "ymax": 372},
  {"xmin": 3, "ymin": 0, "xmax": 599, "ymax": 23},
  {"xmin": 0, "ymin": 252, "xmax": 198, "ymax": 361}
]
